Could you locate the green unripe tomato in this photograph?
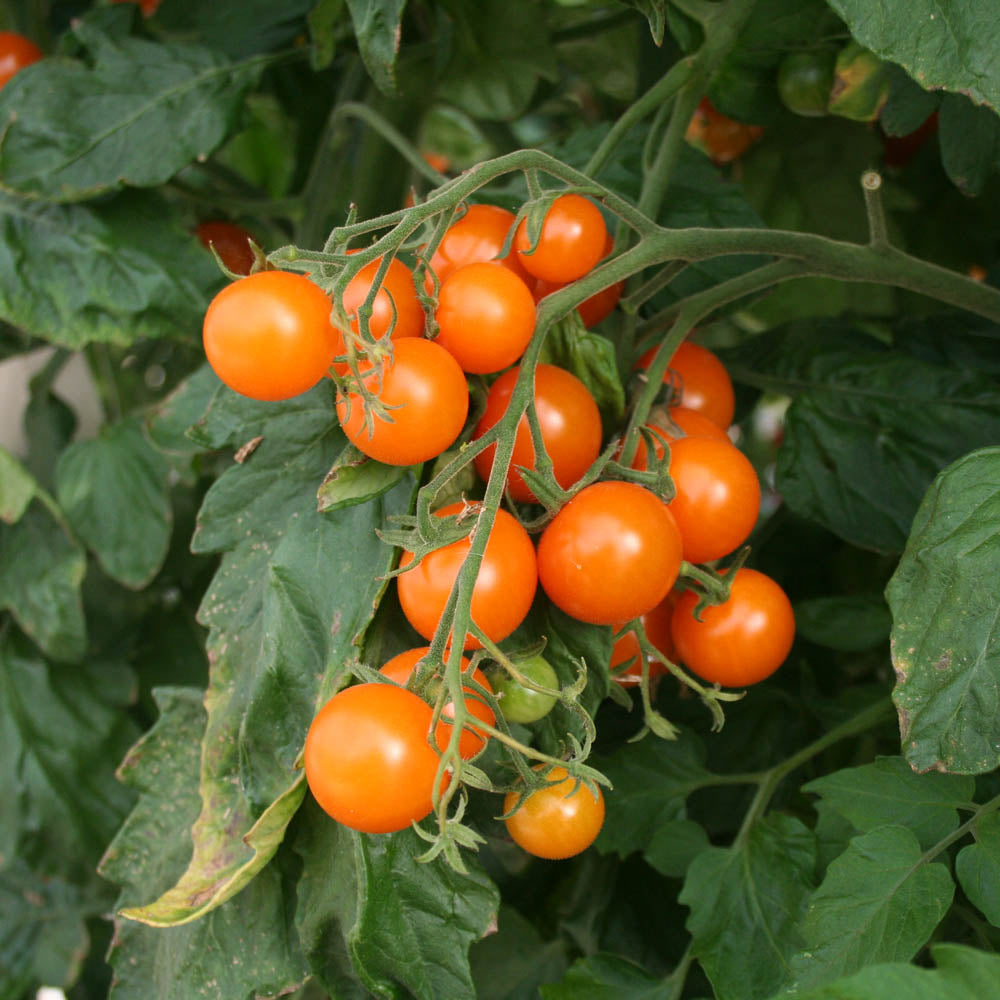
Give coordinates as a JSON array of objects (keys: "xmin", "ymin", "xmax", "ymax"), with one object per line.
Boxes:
[
  {"xmin": 777, "ymin": 51, "xmax": 835, "ymax": 117},
  {"xmin": 828, "ymin": 41, "xmax": 889, "ymax": 122},
  {"xmin": 491, "ymin": 654, "xmax": 559, "ymax": 724}
]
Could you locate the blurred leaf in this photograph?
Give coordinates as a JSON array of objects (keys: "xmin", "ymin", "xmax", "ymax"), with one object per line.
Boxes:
[
  {"xmin": 145, "ymin": 364, "xmax": 222, "ymax": 458},
  {"xmin": 308, "ymin": 0, "xmax": 346, "ymax": 71},
  {"xmin": 938, "ymin": 93, "xmax": 1000, "ymax": 196},
  {"xmin": 681, "ymin": 815, "xmax": 817, "ymax": 1000},
  {"xmin": 22, "ymin": 370, "xmax": 77, "ymax": 495},
  {"xmin": 887, "ymin": 447, "xmax": 1000, "ymax": 774},
  {"xmin": 880, "ymin": 64, "xmax": 940, "ymax": 137},
  {"xmin": 787, "ymin": 825, "xmax": 954, "ymax": 991},
  {"xmin": 541, "ymin": 953, "xmax": 672, "ymax": 999},
  {"xmin": 0, "ymin": 190, "xmax": 224, "ymax": 348},
  {"xmin": 803, "ymin": 756, "xmax": 975, "ymax": 850},
  {"xmin": 955, "ymin": 812, "xmax": 1000, "ymax": 928},
  {"xmin": 0, "ymin": 19, "xmax": 263, "ymax": 202},
  {"xmin": 793, "ymin": 594, "xmax": 891, "ymax": 652},
  {"xmin": 0, "ymin": 446, "xmax": 35, "ymax": 523},
  {"xmin": 294, "ymin": 805, "xmax": 499, "ymax": 998},
  {"xmin": 346, "ymin": 0, "xmax": 407, "ymax": 94},
  {"xmin": 317, "ymin": 443, "xmax": 410, "ymax": 513},
  {"xmin": 56, "ymin": 417, "xmax": 172, "ymax": 589},
  {"xmin": 618, "ymin": 1, "xmax": 666, "ymax": 46}
]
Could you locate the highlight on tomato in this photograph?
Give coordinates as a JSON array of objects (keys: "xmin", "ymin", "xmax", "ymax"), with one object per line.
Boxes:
[
  {"xmin": 304, "ymin": 682, "xmax": 444, "ymax": 834},
  {"xmin": 0, "ymin": 31, "xmax": 43, "ymax": 90},
  {"xmin": 202, "ymin": 270, "xmax": 339, "ymax": 401},
  {"xmin": 514, "ymin": 193, "xmax": 608, "ymax": 284},
  {"xmin": 472, "ymin": 364, "xmax": 602, "ymax": 503},
  {"xmin": 379, "ymin": 647, "xmax": 495, "ymax": 759},
  {"xmin": 609, "ymin": 591, "xmax": 678, "ymax": 687},
  {"xmin": 396, "ymin": 502, "xmax": 538, "ymax": 650},
  {"xmin": 336, "ymin": 337, "xmax": 469, "ymax": 466},
  {"xmin": 195, "ymin": 220, "xmax": 257, "ymax": 276},
  {"xmin": 425, "ymin": 203, "xmax": 530, "ymax": 287},
  {"xmin": 537, "ymin": 481, "xmax": 683, "ymax": 626},
  {"xmin": 637, "ymin": 339, "xmax": 735, "ymax": 430},
  {"xmin": 504, "ymin": 765, "xmax": 605, "ymax": 860},
  {"xmin": 434, "ymin": 261, "xmax": 536, "ymax": 374},
  {"xmin": 671, "ymin": 568, "xmax": 795, "ymax": 687}
]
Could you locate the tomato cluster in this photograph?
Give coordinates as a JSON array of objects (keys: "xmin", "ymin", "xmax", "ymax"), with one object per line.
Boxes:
[{"xmin": 200, "ymin": 189, "xmax": 794, "ymax": 860}]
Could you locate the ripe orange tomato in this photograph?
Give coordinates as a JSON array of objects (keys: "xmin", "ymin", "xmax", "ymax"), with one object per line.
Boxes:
[
  {"xmin": 426, "ymin": 204, "xmax": 531, "ymax": 286},
  {"xmin": 304, "ymin": 683, "xmax": 443, "ymax": 833},
  {"xmin": 397, "ymin": 503, "xmax": 538, "ymax": 650},
  {"xmin": 472, "ymin": 364, "xmax": 602, "ymax": 503},
  {"xmin": 434, "ymin": 262, "xmax": 536, "ymax": 373},
  {"xmin": 533, "ymin": 237, "xmax": 623, "ymax": 328},
  {"xmin": 0, "ymin": 32, "xmax": 42, "ymax": 89},
  {"xmin": 610, "ymin": 591, "xmax": 678, "ymax": 687},
  {"xmin": 380, "ymin": 647, "xmax": 494, "ymax": 759},
  {"xmin": 667, "ymin": 437, "xmax": 761, "ymax": 565},
  {"xmin": 671, "ymin": 569, "xmax": 795, "ymax": 686},
  {"xmin": 637, "ymin": 341, "xmax": 735, "ymax": 431},
  {"xmin": 335, "ymin": 338, "xmax": 469, "ymax": 466},
  {"xmin": 195, "ymin": 220, "xmax": 256, "ymax": 276},
  {"xmin": 202, "ymin": 271, "xmax": 338, "ymax": 401},
  {"xmin": 685, "ymin": 97, "xmax": 764, "ymax": 165},
  {"xmin": 537, "ymin": 481, "xmax": 683, "ymax": 625},
  {"xmin": 504, "ymin": 765, "xmax": 605, "ymax": 859},
  {"xmin": 514, "ymin": 194, "xmax": 607, "ymax": 284},
  {"xmin": 627, "ymin": 406, "xmax": 732, "ymax": 471}
]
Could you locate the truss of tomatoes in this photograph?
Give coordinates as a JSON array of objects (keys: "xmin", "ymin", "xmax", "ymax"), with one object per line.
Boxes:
[{"xmin": 200, "ymin": 191, "xmax": 794, "ymax": 857}]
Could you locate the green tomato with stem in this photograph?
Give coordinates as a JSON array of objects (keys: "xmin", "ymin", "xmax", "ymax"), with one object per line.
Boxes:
[
  {"xmin": 491, "ymin": 654, "xmax": 559, "ymax": 724},
  {"xmin": 777, "ymin": 50, "xmax": 835, "ymax": 118}
]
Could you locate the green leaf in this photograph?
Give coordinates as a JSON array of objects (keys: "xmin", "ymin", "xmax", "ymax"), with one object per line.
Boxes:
[
  {"xmin": 317, "ymin": 443, "xmax": 411, "ymax": 513},
  {"xmin": 793, "ymin": 594, "xmax": 891, "ymax": 652},
  {"xmin": 938, "ymin": 92, "xmax": 1000, "ymax": 196},
  {"xmin": 723, "ymin": 324, "xmax": 1000, "ymax": 553},
  {"xmin": 0, "ymin": 190, "xmax": 224, "ymax": 348},
  {"xmin": 680, "ymin": 815, "xmax": 817, "ymax": 1000},
  {"xmin": 0, "ymin": 500, "xmax": 86, "ymax": 661},
  {"xmin": 0, "ymin": 445, "xmax": 35, "ymax": 523},
  {"xmin": 0, "ymin": 19, "xmax": 263, "ymax": 201},
  {"xmin": 145, "ymin": 365, "xmax": 222, "ymax": 458},
  {"xmin": 880, "ymin": 63, "xmax": 940, "ymax": 136},
  {"xmin": 346, "ymin": 0, "xmax": 407, "ymax": 94},
  {"xmin": 294, "ymin": 806, "xmax": 499, "ymax": 999},
  {"xmin": 787, "ymin": 825, "xmax": 954, "ymax": 991},
  {"xmin": 802, "ymin": 756, "xmax": 975, "ymax": 851},
  {"xmin": 955, "ymin": 812, "xmax": 1000, "ymax": 927},
  {"xmin": 618, "ymin": 1, "xmax": 666, "ymax": 46},
  {"xmin": 541, "ymin": 953, "xmax": 672, "ymax": 999},
  {"xmin": 56, "ymin": 417, "xmax": 172, "ymax": 589},
  {"xmin": 825, "ymin": 0, "xmax": 1000, "ymax": 113},
  {"xmin": 22, "ymin": 361, "xmax": 78, "ymax": 494},
  {"xmin": 887, "ymin": 447, "xmax": 1000, "ymax": 774},
  {"xmin": 123, "ymin": 383, "xmax": 416, "ymax": 926}
]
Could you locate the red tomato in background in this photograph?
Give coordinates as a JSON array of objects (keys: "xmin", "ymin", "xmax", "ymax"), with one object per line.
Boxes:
[
  {"xmin": 637, "ymin": 340, "xmax": 735, "ymax": 430},
  {"xmin": 0, "ymin": 32, "xmax": 42, "ymax": 89},
  {"xmin": 196, "ymin": 220, "xmax": 256, "ymax": 276},
  {"xmin": 685, "ymin": 97, "xmax": 763, "ymax": 164},
  {"xmin": 472, "ymin": 364, "xmax": 602, "ymax": 503},
  {"xmin": 514, "ymin": 194, "xmax": 607, "ymax": 284}
]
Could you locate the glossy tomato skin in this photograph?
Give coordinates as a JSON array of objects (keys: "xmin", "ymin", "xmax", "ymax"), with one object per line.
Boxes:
[
  {"xmin": 0, "ymin": 32, "xmax": 42, "ymax": 89},
  {"xmin": 304, "ymin": 683, "xmax": 442, "ymax": 833},
  {"xmin": 610, "ymin": 591, "xmax": 678, "ymax": 687},
  {"xmin": 203, "ymin": 271, "xmax": 338, "ymax": 401},
  {"xmin": 426, "ymin": 204, "xmax": 531, "ymax": 286},
  {"xmin": 336, "ymin": 338, "xmax": 469, "ymax": 466},
  {"xmin": 514, "ymin": 194, "xmax": 607, "ymax": 284},
  {"xmin": 638, "ymin": 341, "xmax": 735, "ymax": 430},
  {"xmin": 434, "ymin": 262, "xmax": 536, "ymax": 373},
  {"xmin": 671, "ymin": 569, "xmax": 795, "ymax": 687},
  {"xmin": 379, "ymin": 647, "xmax": 494, "ymax": 759},
  {"xmin": 504, "ymin": 765, "xmax": 605, "ymax": 860},
  {"xmin": 490, "ymin": 653, "xmax": 559, "ymax": 724},
  {"xmin": 472, "ymin": 364, "xmax": 602, "ymax": 503},
  {"xmin": 537, "ymin": 482, "xmax": 683, "ymax": 625},
  {"xmin": 667, "ymin": 437, "xmax": 761, "ymax": 565},
  {"xmin": 196, "ymin": 220, "xmax": 256, "ymax": 276},
  {"xmin": 397, "ymin": 503, "xmax": 538, "ymax": 650}
]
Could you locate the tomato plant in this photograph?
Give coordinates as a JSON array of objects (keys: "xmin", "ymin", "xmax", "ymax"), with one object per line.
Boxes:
[
  {"xmin": 513, "ymin": 193, "xmax": 608, "ymax": 283},
  {"xmin": 0, "ymin": 31, "xmax": 42, "ymax": 89}
]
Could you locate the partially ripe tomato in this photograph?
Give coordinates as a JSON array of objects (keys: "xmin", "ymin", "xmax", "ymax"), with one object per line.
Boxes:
[
  {"xmin": 671, "ymin": 569, "xmax": 795, "ymax": 687},
  {"xmin": 434, "ymin": 262, "xmax": 536, "ymax": 373},
  {"xmin": 196, "ymin": 220, "xmax": 256, "ymax": 276},
  {"xmin": 336, "ymin": 338, "xmax": 469, "ymax": 466},
  {"xmin": 202, "ymin": 271, "xmax": 338, "ymax": 401},
  {"xmin": 0, "ymin": 32, "xmax": 42, "ymax": 89},
  {"xmin": 514, "ymin": 194, "xmax": 607, "ymax": 284},
  {"xmin": 397, "ymin": 503, "xmax": 538, "ymax": 650},
  {"xmin": 685, "ymin": 97, "xmax": 763, "ymax": 165},
  {"xmin": 472, "ymin": 364, "xmax": 602, "ymax": 503},
  {"xmin": 627, "ymin": 406, "xmax": 732, "ymax": 471},
  {"xmin": 504, "ymin": 765, "xmax": 605, "ymax": 860},
  {"xmin": 490, "ymin": 653, "xmax": 559, "ymax": 724},
  {"xmin": 667, "ymin": 437, "xmax": 761, "ymax": 565},
  {"xmin": 426, "ymin": 204, "xmax": 530, "ymax": 287},
  {"xmin": 610, "ymin": 591, "xmax": 678, "ymax": 687},
  {"xmin": 537, "ymin": 481, "xmax": 683, "ymax": 625},
  {"xmin": 638, "ymin": 340, "xmax": 735, "ymax": 430},
  {"xmin": 304, "ymin": 683, "xmax": 443, "ymax": 833},
  {"xmin": 380, "ymin": 647, "xmax": 494, "ymax": 759}
]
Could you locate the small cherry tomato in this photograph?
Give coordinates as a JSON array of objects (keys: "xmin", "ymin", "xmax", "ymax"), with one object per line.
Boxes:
[
  {"xmin": 667, "ymin": 437, "xmax": 761, "ymax": 565},
  {"xmin": 638, "ymin": 340, "xmax": 735, "ymax": 430},
  {"xmin": 472, "ymin": 364, "xmax": 602, "ymax": 503},
  {"xmin": 0, "ymin": 32, "xmax": 42, "ymax": 89},
  {"xmin": 304, "ymin": 682, "xmax": 444, "ymax": 834},
  {"xmin": 195, "ymin": 220, "xmax": 256, "ymax": 276},
  {"xmin": 610, "ymin": 591, "xmax": 678, "ymax": 687},
  {"xmin": 380, "ymin": 647, "xmax": 494, "ymax": 759},
  {"xmin": 504, "ymin": 765, "xmax": 605, "ymax": 860},
  {"xmin": 537, "ymin": 481, "xmax": 683, "ymax": 625},
  {"xmin": 397, "ymin": 502, "xmax": 538, "ymax": 650},
  {"xmin": 336, "ymin": 338, "xmax": 469, "ymax": 466},
  {"xmin": 777, "ymin": 51, "xmax": 835, "ymax": 118},
  {"xmin": 514, "ymin": 194, "xmax": 608, "ymax": 284},
  {"xmin": 685, "ymin": 97, "xmax": 764, "ymax": 165},
  {"xmin": 489, "ymin": 653, "xmax": 559, "ymax": 724},
  {"xmin": 434, "ymin": 261, "xmax": 536, "ymax": 373},
  {"xmin": 202, "ymin": 271, "xmax": 338, "ymax": 401},
  {"xmin": 533, "ymin": 237, "xmax": 623, "ymax": 328},
  {"xmin": 671, "ymin": 569, "xmax": 795, "ymax": 687},
  {"xmin": 426, "ymin": 204, "xmax": 531, "ymax": 287}
]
